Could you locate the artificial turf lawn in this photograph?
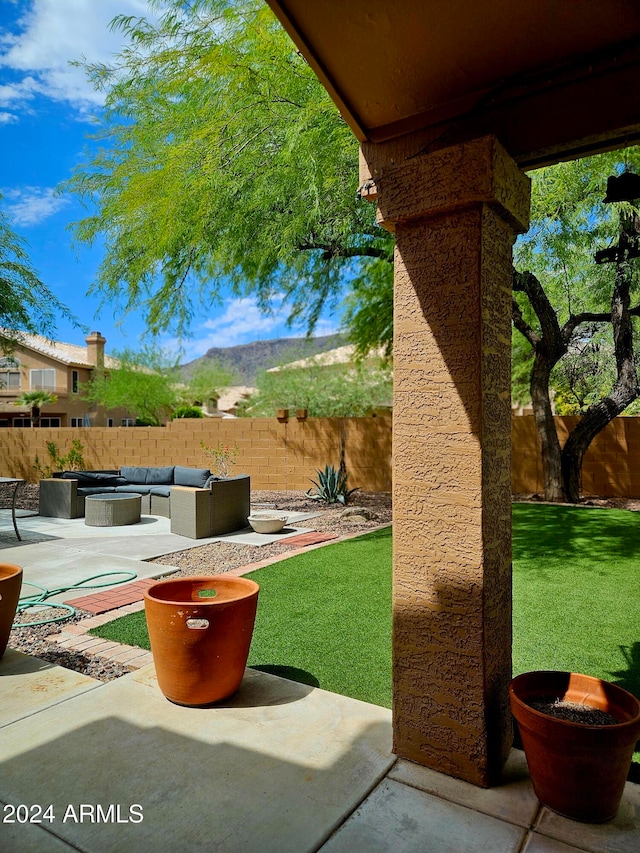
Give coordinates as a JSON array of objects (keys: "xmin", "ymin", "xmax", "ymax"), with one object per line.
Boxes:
[{"xmin": 90, "ymin": 504, "xmax": 640, "ymax": 710}]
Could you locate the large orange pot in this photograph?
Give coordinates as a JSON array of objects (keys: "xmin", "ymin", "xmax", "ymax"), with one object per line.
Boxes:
[
  {"xmin": 144, "ymin": 575, "xmax": 259, "ymax": 706},
  {"xmin": 0, "ymin": 563, "xmax": 23, "ymax": 660},
  {"xmin": 510, "ymin": 670, "xmax": 640, "ymax": 822}
]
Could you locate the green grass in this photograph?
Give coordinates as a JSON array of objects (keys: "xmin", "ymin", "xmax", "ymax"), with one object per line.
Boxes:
[
  {"xmin": 91, "ymin": 504, "xmax": 640, "ymax": 711},
  {"xmin": 511, "ymin": 503, "xmax": 640, "ymax": 696}
]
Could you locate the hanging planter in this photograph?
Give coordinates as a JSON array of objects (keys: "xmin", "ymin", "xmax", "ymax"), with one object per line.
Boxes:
[
  {"xmin": 510, "ymin": 670, "xmax": 640, "ymax": 822},
  {"xmin": 0, "ymin": 563, "xmax": 23, "ymax": 660},
  {"xmin": 144, "ymin": 575, "xmax": 259, "ymax": 707}
]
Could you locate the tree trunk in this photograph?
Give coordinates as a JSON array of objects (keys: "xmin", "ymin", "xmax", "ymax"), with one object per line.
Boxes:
[
  {"xmin": 31, "ymin": 406, "xmax": 41, "ymax": 428},
  {"xmin": 530, "ymin": 353, "xmax": 565, "ymax": 501},
  {"xmin": 513, "ymin": 272, "xmax": 568, "ymax": 501}
]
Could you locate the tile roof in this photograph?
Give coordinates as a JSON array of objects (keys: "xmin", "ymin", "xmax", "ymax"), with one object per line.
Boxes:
[{"xmin": 2, "ymin": 330, "xmax": 119, "ymax": 369}]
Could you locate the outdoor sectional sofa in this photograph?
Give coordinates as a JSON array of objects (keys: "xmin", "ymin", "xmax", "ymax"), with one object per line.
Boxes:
[{"xmin": 38, "ymin": 466, "xmax": 250, "ymax": 538}]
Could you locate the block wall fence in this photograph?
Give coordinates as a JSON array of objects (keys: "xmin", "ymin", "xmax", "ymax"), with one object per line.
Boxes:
[
  {"xmin": 511, "ymin": 415, "xmax": 640, "ymax": 497},
  {"xmin": 2, "ymin": 414, "xmax": 640, "ymax": 497},
  {"xmin": 0, "ymin": 416, "xmax": 393, "ymax": 492}
]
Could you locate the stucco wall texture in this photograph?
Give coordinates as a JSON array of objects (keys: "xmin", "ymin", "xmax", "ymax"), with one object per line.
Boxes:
[{"xmin": 375, "ymin": 137, "xmax": 530, "ymax": 787}]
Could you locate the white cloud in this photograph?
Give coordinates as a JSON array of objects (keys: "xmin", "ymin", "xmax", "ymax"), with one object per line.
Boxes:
[
  {"xmin": 161, "ymin": 296, "xmax": 310, "ymax": 362},
  {"xmin": 0, "ymin": 110, "xmax": 18, "ymax": 124},
  {"xmin": 3, "ymin": 185, "xmax": 69, "ymax": 225},
  {"xmin": 0, "ymin": 0, "xmax": 155, "ymax": 117}
]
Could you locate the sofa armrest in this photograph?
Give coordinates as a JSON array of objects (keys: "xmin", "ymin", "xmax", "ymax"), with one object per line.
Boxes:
[
  {"xmin": 209, "ymin": 475, "xmax": 250, "ymax": 535},
  {"xmin": 39, "ymin": 477, "xmax": 82, "ymax": 518}
]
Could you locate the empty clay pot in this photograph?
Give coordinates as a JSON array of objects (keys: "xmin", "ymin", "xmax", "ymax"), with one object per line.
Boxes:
[
  {"xmin": 510, "ymin": 670, "xmax": 640, "ymax": 822},
  {"xmin": 144, "ymin": 575, "xmax": 259, "ymax": 706},
  {"xmin": 0, "ymin": 563, "xmax": 23, "ymax": 660}
]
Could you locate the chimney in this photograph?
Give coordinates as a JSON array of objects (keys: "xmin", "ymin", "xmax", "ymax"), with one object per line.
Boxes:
[{"xmin": 85, "ymin": 331, "xmax": 106, "ymax": 369}]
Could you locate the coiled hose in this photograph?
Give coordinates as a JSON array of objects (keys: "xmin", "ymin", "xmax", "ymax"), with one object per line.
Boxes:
[{"xmin": 15, "ymin": 571, "xmax": 138, "ymax": 627}]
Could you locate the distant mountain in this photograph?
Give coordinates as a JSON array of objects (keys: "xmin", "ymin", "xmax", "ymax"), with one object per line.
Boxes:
[{"xmin": 181, "ymin": 334, "xmax": 348, "ymax": 385}]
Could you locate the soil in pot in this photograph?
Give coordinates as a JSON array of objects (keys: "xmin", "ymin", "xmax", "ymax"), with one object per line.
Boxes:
[{"xmin": 529, "ymin": 700, "xmax": 620, "ymax": 726}]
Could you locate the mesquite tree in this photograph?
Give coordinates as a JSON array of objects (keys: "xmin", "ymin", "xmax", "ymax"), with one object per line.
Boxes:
[{"xmin": 512, "ymin": 154, "xmax": 640, "ymax": 502}]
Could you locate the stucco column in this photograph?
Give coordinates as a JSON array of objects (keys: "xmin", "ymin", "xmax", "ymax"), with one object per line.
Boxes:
[{"xmin": 366, "ymin": 136, "xmax": 530, "ymax": 786}]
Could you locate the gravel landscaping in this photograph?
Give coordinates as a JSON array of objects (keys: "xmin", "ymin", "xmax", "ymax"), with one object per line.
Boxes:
[{"xmin": 7, "ymin": 488, "xmax": 392, "ymax": 682}]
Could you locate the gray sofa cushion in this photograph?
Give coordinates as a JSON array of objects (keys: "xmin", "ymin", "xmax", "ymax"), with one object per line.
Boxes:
[
  {"xmin": 115, "ymin": 484, "xmax": 152, "ymax": 495},
  {"xmin": 62, "ymin": 471, "xmax": 126, "ymax": 486},
  {"xmin": 119, "ymin": 466, "xmax": 174, "ymax": 485},
  {"xmin": 113, "ymin": 484, "xmax": 170, "ymax": 497},
  {"xmin": 174, "ymin": 466, "xmax": 211, "ymax": 488},
  {"xmin": 148, "ymin": 485, "xmax": 172, "ymax": 497},
  {"xmin": 77, "ymin": 486, "xmax": 118, "ymax": 495},
  {"xmin": 146, "ymin": 466, "xmax": 175, "ymax": 485}
]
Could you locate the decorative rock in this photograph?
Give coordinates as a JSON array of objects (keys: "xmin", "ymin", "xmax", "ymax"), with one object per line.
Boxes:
[{"xmin": 340, "ymin": 506, "xmax": 377, "ymax": 521}]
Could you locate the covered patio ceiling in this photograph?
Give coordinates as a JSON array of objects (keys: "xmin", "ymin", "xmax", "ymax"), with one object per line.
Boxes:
[{"xmin": 266, "ymin": 0, "xmax": 640, "ymax": 168}]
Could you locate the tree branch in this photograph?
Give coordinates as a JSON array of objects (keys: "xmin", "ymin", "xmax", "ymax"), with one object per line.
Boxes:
[
  {"xmin": 298, "ymin": 243, "xmax": 392, "ymax": 261},
  {"xmin": 513, "ymin": 270, "xmax": 564, "ymax": 357},
  {"xmin": 511, "ymin": 296, "xmax": 540, "ymax": 347}
]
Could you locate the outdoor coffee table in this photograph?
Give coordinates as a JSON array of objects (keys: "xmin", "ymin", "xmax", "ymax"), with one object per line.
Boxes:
[{"xmin": 85, "ymin": 493, "xmax": 142, "ymax": 527}]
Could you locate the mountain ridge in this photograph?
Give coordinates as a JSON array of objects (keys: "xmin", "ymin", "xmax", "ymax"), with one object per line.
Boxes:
[{"xmin": 181, "ymin": 333, "xmax": 348, "ymax": 385}]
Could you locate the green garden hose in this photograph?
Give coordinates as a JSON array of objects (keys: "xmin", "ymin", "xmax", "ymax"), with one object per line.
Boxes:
[{"xmin": 15, "ymin": 571, "xmax": 138, "ymax": 627}]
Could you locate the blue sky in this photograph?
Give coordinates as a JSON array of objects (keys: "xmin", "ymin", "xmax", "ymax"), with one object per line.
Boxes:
[{"xmin": 0, "ymin": 0, "xmax": 341, "ymax": 363}]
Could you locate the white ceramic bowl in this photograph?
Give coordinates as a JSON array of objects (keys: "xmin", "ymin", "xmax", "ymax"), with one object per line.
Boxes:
[{"xmin": 247, "ymin": 512, "xmax": 288, "ymax": 534}]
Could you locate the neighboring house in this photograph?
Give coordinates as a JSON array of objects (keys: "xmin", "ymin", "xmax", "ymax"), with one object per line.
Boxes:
[
  {"xmin": 211, "ymin": 386, "xmax": 255, "ymax": 417},
  {"xmin": 0, "ymin": 330, "xmax": 131, "ymax": 428}
]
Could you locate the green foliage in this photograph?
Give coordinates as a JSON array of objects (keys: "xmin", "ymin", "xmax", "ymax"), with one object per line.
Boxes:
[
  {"xmin": 239, "ymin": 358, "xmax": 392, "ymax": 418},
  {"xmin": 34, "ymin": 439, "xmax": 86, "ymax": 478},
  {"xmin": 0, "ymin": 196, "xmax": 76, "ymax": 352},
  {"xmin": 551, "ymin": 326, "xmax": 620, "ymax": 414},
  {"xmin": 172, "ymin": 405, "xmax": 203, "ymax": 419},
  {"xmin": 511, "ymin": 334, "xmax": 534, "ymax": 408},
  {"xmin": 176, "ymin": 359, "xmax": 235, "ymax": 408},
  {"xmin": 15, "ymin": 391, "xmax": 58, "ymax": 427},
  {"xmin": 515, "ymin": 151, "xmax": 640, "ymax": 332},
  {"xmin": 64, "ymin": 0, "xmax": 391, "ymax": 345},
  {"xmin": 514, "ymin": 149, "xmax": 640, "ymax": 411},
  {"xmin": 307, "ymin": 464, "xmax": 358, "ymax": 505},
  {"xmin": 341, "ymin": 259, "xmax": 394, "ymax": 360},
  {"xmin": 83, "ymin": 346, "xmax": 179, "ymax": 427}
]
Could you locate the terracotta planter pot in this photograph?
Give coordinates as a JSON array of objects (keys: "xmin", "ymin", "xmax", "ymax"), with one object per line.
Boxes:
[
  {"xmin": 144, "ymin": 575, "xmax": 259, "ymax": 706},
  {"xmin": 0, "ymin": 563, "xmax": 23, "ymax": 660},
  {"xmin": 510, "ymin": 671, "xmax": 640, "ymax": 822}
]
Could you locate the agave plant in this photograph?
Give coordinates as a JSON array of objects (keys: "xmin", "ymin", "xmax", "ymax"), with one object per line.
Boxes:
[{"xmin": 307, "ymin": 464, "xmax": 359, "ymax": 505}]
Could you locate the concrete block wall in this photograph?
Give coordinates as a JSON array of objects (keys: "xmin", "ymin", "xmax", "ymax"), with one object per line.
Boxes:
[
  {"xmin": 0, "ymin": 415, "xmax": 393, "ymax": 493},
  {"xmin": 4, "ymin": 414, "xmax": 640, "ymax": 497},
  {"xmin": 511, "ymin": 415, "xmax": 640, "ymax": 497}
]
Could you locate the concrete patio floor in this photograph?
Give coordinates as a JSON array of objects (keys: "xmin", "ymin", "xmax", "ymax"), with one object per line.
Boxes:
[
  {"xmin": 0, "ymin": 509, "xmax": 320, "ymax": 607},
  {"xmin": 2, "ymin": 511, "xmax": 640, "ymax": 851}
]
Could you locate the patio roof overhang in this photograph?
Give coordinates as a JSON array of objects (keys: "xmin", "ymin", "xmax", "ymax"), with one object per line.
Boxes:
[{"xmin": 266, "ymin": 0, "xmax": 640, "ymax": 169}]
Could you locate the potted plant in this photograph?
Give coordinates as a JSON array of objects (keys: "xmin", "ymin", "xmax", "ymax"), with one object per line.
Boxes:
[
  {"xmin": 509, "ymin": 670, "xmax": 640, "ymax": 822},
  {"xmin": 0, "ymin": 563, "xmax": 23, "ymax": 659},
  {"xmin": 144, "ymin": 575, "xmax": 259, "ymax": 706}
]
